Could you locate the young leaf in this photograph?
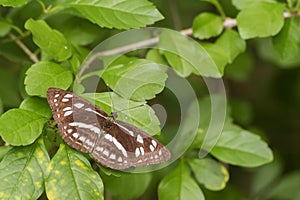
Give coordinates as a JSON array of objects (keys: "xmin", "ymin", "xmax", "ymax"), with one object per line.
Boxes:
[
  {"xmin": 20, "ymin": 97, "xmax": 52, "ymax": 118},
  {"xmin": 25, "ymin": 61, "xmax": 73, "ymax": 97},
  {"xmin": 211, "ymin": 125, "xmax": 273, "ymax": 167},
  {"xmin": 101, "ymin": 171, "xmax": 152, "ymax": 199},
  {"xmin": 158, "ymin": 29, "xmax": 220, "ymax": 78},
  {"xmin": 45, "ymin": 144, "xmax": 104, "ymax": 200},
  {"xmin": 102, "ymin": 59, "xmax": 167, "ymax": 101},
  {"xmin": 158, "ymin": 161, "xmax": 204, "ymax": 200},
  {"xmin": 82, "ymin": 92, "xmax": 161, "ymax": 136},
  {"xmin": 25, "ymin": 19, "xmax": 73, "ymax": 61},
  {"xmin": 56, "ymin": 0, "xmax": 164, "ymax": 29},
  {"xmin": 0, "ymin": 0, "xmax": 29, "ymax": 7},
  {"xmin": 192, "ymin": 13, "xmax": 223, "ymax": 39},
  {"xmin": 236, "ymin": 2, "xmax": 285, "ymax": 39},
  {"xmin": 0, "ymin": 138, "xmax": 49, "ymax": 199},
  {"xmin": 0, "ymin": 108, "xmax": 47, "ymax": 145},
  {"xmin": 188, "ymin": 158, "xmax": 229, "ymax": 191}
]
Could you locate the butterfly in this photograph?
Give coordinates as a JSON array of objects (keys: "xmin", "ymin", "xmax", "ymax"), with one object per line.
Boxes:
[{"xmin": 46, "ymin": 88, "xmax": 171, "ymax": 170}]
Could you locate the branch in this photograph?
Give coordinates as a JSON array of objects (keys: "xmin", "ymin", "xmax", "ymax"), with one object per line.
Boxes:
[
  {"xmin": 77, "ymin": 11, "xmax": 298, "ymax": 79},
  {"xmin": 8, "ymin": 33, "xmax": 39, "ymax": 63}
]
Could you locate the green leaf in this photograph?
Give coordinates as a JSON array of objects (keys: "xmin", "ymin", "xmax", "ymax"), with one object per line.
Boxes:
[
  {"xmin": 192, "ymin": 13, "xmax": 223, "ymax": 39},
  {"xmin": 159, "ymin": 29, "xmax": 220, "ymax": 78},
  {"xmin": 25, "ymin": 19, "xmax": 73, "ymax": 61},
  {"xmin": 188, "ymin": 158, "xmax": 229, "ymax": 191},
  {"xmin": 236, "ymin": 2, "xmax": 285, "ymax": 39},
  {"xmin": 145, "ymin": 49, "xmax": 168, "ymax": 66},
  {"xmin": 102, "ymin": 59, "xmax": 167, "ymax": 101},
  {"xmin": 0, "ymin": 18, "xmax": 11, "ymax": 36},
  {"xmin": 45, "ymin": 144, "xmax": 104, "ymax": 200},
  {"xmin": 0, "ymin": 138, "xmax": 49, "ymax": 199},
  {"xmin": 158, "ymin": 161, "xmax": 204, "ymax": 200},
  {"xmin": 267, "ymin": 171, "xmax": 300, "ymax": 199},
  {"xmin": 20, "ymin": 97, "xmax": 52, "ymax": 118},
  {"xmin": 211, "ymin": 125, "xmax": 273, "ymax": 167},
  {"xmin": 101, "ymin": 172, "xmax": 152, "ymax": 199},
  {"xmin": 272, "ymin": 18, "xmax": 300, "ymax": 61},
  {"xmin": 0, "ymin": 108, "xmax": 47, "ymax": 145},
  {"xmin": 200, "ymin": 0, "xmax": 225, "ymax": 17},
  {"xmin": 217, "ymin": 29, "xmax": 246, "ymax": 63},
  {"xmin": 82, "ymin": 92, "xmax": 161, "ymax": 136},
  {"xmin": 56, "ymin": 0, "xmax": 164, "ymax": 29},
  {"xmin": 232, "ymin": 0, "xmax": 276, "ymax": 10},
  {"xmin": 25, "ymin": 61, "xmax": 73, "ymax": 97},
  {"xmin": 48, "ymin": 15, "xmax": 103, "ymax": 46},
  {"xmin": 201, "ymin": 29, "xmax": 246, "ymax": 74},
  {"xmin": 0, "ymin": 0, "xmax": 29, "ymax": 7}
]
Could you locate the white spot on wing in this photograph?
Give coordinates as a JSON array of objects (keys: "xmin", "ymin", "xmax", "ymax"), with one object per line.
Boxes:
[
  {"xmin": 73, "ymin": 132, "xmax": 79, "ymax": 139},
  {"xmin": 149, "ymin": 144, "xmax": 155, "ymax": 152},
  {"xmin": 54, "ymin": 94, "xmax": 60, "ymax": 98},
  {"xmin": 151, "ymin": 140, "xmax": 157, "ymax": 148},
  {"xmin": 103, "ymin": 149, "xmax": 109, "ymax": 157},
  {"xmin": 117, "ymin": 157, "xmax": 122, "ymax": 162},
  {"xmin": 135, "ymin": 148, "xmax": 140, "ymax": 157},
  {"xmin": 62, "ymin": 98, "xmax": 69, "ymax": 102},
  {"xmin": 74, "ymin": 103, "xmax": 84, "ymax": 109},
  {"xmin": 136, "ymin": 134, "xmax": 143, "ymax": 144},
  {"xmin": 67, "ymin": 129, "xmax": 73, "ymax": 133},
  {"xmin": 79, "ymin": 136, "xmax": 85, "ymax": 142},
  {"xmin": 54, "ymin": 99, "xmax": 57, "ymax": 103},
  {"xmin": 109, "ymin": 154, "xmax": 116, "ymax": 160},
  {"xmin": 64, "ymin": 94, "xmax": 73, "ymax": 98},
  {"xmin": 69, "ymin": 122, "xmax": 101, "ymax": 134},
  {"xmin": 63, "ymin": 107, "xmax": 72, "ymax": 111},
  {"xmin": 158, "ymin": 149, "xmax": 162, "ymax": 156},
  {"xmin": 139, "ymin": 147, "xmax": 144, "ymax": 155},
  {"xmin": 96, "ymin": 146, "xmax": 103, "ymax": 152},
  {"xmin": 64, "ymin": 110, "xmax": 73, "ymax": 117},
  {"xmin": 112, "ymin": 137, "xmax": 127, "ymax": 157},
  {"xmin": 104, "ymin": 134, "xmax": 113, "ymax": 142}
]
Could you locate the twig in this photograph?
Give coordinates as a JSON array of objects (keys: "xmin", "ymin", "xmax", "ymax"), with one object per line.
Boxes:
[
  {"xmin": 77, "ymin": 28, "xmax": 192, "ymax": 78},
  {"xmin": 77, "ymin": 11, "xmax": 299, "ymax": 79},
  {"xmin": 8, "ymin": 33, "xmax": 39, "ymax": 63}
]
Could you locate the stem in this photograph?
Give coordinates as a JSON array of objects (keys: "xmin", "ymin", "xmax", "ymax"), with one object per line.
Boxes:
[{"xmin": 8, "ymin": 33, "xmax": 39, "ymax": 63}]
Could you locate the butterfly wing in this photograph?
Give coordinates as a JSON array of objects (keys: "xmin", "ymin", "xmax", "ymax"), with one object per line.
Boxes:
[
  {"xmin": 47, "ymin": 88, "xmax": 108, "ymax": 153},
  {"xmin": 47, "ymin": 88, "xmax": 171, "ymax": 170}
]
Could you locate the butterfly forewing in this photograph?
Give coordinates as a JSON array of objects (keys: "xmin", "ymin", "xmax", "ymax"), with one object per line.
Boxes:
[{"xmin": 47, "ymin": 88, "xmax": 171, "ymax": 170}]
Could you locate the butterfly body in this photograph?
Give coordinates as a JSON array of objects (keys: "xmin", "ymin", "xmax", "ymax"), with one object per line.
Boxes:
[{"xmin": 47, "ymin": 88, "xmax": 171, "ymax": 170}]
